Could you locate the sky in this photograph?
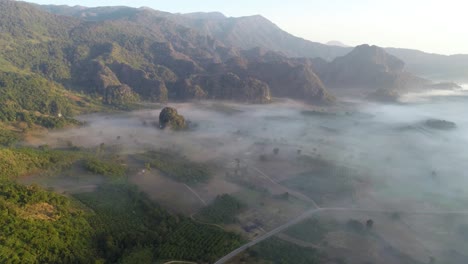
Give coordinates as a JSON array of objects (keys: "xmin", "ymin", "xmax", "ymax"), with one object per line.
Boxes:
[{"xmin": 24, "ymin": 0, "xmax": 468, "ymax": 55}]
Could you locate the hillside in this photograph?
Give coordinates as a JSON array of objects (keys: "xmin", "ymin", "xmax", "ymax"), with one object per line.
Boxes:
[
  {"xmin": 37, "ymin": 3, "xmax": 468, "ymax": 82},
  {"xmin": 0, "ymin": 0, "xmax": 459, "ymax": 117},
  {"xmin": 37, "ymin": 4, "xmax": 350, "ymax": 60},
  {"xmin": 0, "ymin": 0, "xmax": 457, "ymax": 116},
  {"xmin": 0, "ymin": 0, "xmax": 337, "ymax": 108},
  {"xmin": 0, "ymin": 0, "xmax": 106, "ymax": 131},
  {"xmin": 309, "ymin": 45, "xmax": 433, "ymax": 102},
  {"xmin": 386, "ymin": 48, "xmax": 468, "ymax": 81},
  {"xmin": 313, "ymin": 45, "xmax": 427, "ymax": 90}
]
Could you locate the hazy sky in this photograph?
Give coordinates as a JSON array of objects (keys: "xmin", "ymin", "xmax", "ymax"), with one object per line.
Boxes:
[{"xmin": 25, "ymin": 0, "xmax": 468, "ymax": 55}]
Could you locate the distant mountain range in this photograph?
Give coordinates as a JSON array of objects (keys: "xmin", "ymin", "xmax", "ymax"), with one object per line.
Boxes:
[
  {"xmin": 326, "ymin": 41, "xmax": 350, "ymax": 48},
  {"xmin": 39, "ymin": 4, "xmax": 468, "ymax": 82},
  {"xmin": 0, "ymin": 0, "xmax": 465, "ymax": 115}
]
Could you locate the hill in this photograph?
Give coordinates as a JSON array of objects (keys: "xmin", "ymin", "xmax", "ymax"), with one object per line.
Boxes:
[
  {"xmin": 37, "ymin": 3, "xmax": 468, "ymax": 82},
  {"xmin": 0, "ymin": 0, "xmax": 460, "ymax": 117},
  {"xmin": 386, "ymin": 48, "xmax": 468, "ymax": 81},
  {"xmin": 37, "ymin": 5, "xmax": 350, "ymax": 60},
  {"xmin": 313, "ymin": 45, "xmax": 428, "ymax": 90},
  {"xmin": 0, "ymin": 0, "xmax": 106, "ymax": 130},
  {"xmin": 0, "ymin": 0, "xmax": 336, "ymax": 107}
]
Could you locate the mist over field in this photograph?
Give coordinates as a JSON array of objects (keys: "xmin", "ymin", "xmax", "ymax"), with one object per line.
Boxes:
[
  {"xmin": 18, "ymin": 86, "xmax": 468, "ymax": 263},
  {"xmin": 32, "ymin": 88, "xmax": 468, "ymax": 208},
  {"xmin": 14, "ymin": 90, "xmax": 468, "ymax": 264},
  {"xmin": 2, "ymin": 1, "xmax": 468, "ymax": 263}
]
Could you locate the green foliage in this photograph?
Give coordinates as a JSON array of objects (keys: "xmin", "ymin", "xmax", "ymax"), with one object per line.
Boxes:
[
  {"xmin": 75, "ymin": 184, "xmax": 167, "ymax": 262},
  {"xmin": 137, "ymin": 151, "xmax": 210, "ymax": 184},
  {"xmin": 159, "ymin": 220, "xmax": 244, "ymax": 262},
  {"xmin": 0, "ymin": 180, "xmax": 94, "ymax": 263},
  {"xmin": 84, "ymin": 158, "xmax": 126, "ymax": 177},
  {"xmin": 0, "ymin": 71, "xmax": 86, "ymax": 129},
  {"xmin": 0, "ymin": 148, "xmax": 234, "ymax": 263},
  {"xmin": 0, "ymin": 0, "xmax": 336, "ymax": 112},
  {"xmin": 0, "ymin": 72, "xmax": 71, "ymax": 117},
  {"xmin": 119, "ymin": 247, "xmax": 154, "ymax": 264},
  {"xmin": 247, "ymin": 237, "xmax": 323, "ymax": 264},
  {"xmin": 0, "ymin": 128, "xmax": 20, "ymax": 146},
  {"xmin": 198, "ymin": 194, "xmax": 245, "ymax": 224},
  {"xmin": 0, "ymin": 147, "xmax": 80, "ymax": 179},
  {"xmin": 75, "ymin": 184, "xmax": 243, "ymax": 263},
  {"xmin": 103, "ymin": 84, "xmax": 140, "ymax": 107},
  {"xmin": 159, "ymin": 107, "xmax": 187, "ymax": 130}
]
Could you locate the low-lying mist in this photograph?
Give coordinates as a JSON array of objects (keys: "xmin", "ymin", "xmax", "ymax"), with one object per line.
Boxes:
[
  {"xmin": 30, "ymin": 89, "xmax": 468, "ymax": 212},
  {"xmin": 21, "ymin": 88, "xmax": 468, "ymax": 264}
]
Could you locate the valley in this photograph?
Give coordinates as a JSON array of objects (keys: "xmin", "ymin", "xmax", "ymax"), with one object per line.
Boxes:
[
  {"xmin": 0, "ymin": 0, "xmax": 467, "ymax": 263},
  {"xmin": 10, "ymin": 97, "xmax": 468, "ymax": 264}
]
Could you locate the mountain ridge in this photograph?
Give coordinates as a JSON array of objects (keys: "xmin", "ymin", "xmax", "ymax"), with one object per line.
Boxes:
[
  {"xmin": 0, "ymin": 0, "xmax": 460, "ymax": 117},
  {"xmin": 1, "ymin": 0, "xmax": 336, "ymax": 107},
  {"xmin": 35, "ymin": 3, "xmax": 468, "ymax": 81}
]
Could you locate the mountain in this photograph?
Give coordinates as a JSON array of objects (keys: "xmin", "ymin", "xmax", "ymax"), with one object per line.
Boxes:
[
  {"xmin": 36, "ymin": 4, "xmax": 350, "ymax": 60},
  {"xmin": 0, "ymin": 0, "xmax": 107, "ymax": 129},
  {"xmin": 0, "ymin": 0, "xmax": 335, "ymax": 108},
  {"xmin": 0, "ymin": 0, "xmax": 459, "ymax": 118},
  {"xmin": 386, "ymin": 48, "xmax": 468, "ymax": 81},
  {"xmin": 311, "ymin": 45, "xmax": 429, "ymax": 97},
  {"xmin": 326, "ymin": 41, "xmax": 350, "ymax": 48},
  {"xmin": 38, "ymin": 4, "xmax": 468, "ymax": 81}
]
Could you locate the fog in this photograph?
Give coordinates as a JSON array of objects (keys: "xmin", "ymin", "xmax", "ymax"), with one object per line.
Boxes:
[
  {"xmin": 26, "ymin": 87, "xmax": 468, "ymax": 263},
  {"xmin": 33, "ymin": 90, "xmax": 468, "ymax": 210}
]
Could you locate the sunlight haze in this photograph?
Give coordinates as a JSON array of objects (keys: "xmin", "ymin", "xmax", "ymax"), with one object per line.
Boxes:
[
  {"xmin": 2, "ymin": 0, "xmax": 468, "ymax": 263},
  {"xmin": 23, "ymin": 0, "xmax": 468, "ymax": 55}
]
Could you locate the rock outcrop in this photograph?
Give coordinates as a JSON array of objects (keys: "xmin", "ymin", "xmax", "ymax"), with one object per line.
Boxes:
[{"xmin": 159, "ymin": 107, "xmax": 187, "ymax": 130}]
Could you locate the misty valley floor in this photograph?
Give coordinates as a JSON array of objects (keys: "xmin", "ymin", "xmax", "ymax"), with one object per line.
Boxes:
[{"xmin": 20, "ymin": 95, "xmax": 468, "ymax": 264}]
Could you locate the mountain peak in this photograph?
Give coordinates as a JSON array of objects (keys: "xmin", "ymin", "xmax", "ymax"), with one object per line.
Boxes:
[
  {"xmin": 326, "ymin": 40, "xmax": 350, "ymax": 47},
  {"xmin": 182, "ymin": 12, "xmax": 226, "ymax": 20},
  {"xmin": 344, "ymin": 44, "xmax": 405, "ymax": 72}
]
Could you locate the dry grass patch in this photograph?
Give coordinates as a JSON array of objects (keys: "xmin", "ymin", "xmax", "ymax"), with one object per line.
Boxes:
[{"xmin": 19, "ymin": 202, "xmax": 59, "ymax": 221}]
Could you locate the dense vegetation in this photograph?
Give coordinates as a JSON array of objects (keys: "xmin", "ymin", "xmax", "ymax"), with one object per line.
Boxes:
[
  {"xmin": 159, "ymin": 220, "xmax": 244, "ymax": 262},
  {"xmin": 0, "ymin": 179, "xmax": 244, "ymax": 263},
  {"xmin": 0, "ymin": 70, "xmax": 104, "ymax": 131},
  {"xmin": 198, "ymin": 194, "xmax": 246, "ymax": 224},
  {"xmin": 0, "ymin": 0, "xmax": 337, "ymax": 115},
  {"xmin": 0, "ymin": 180, "xmax": 94, "ymax": 263},
  {"xmin": 246, "ymin": 237, "xmax": 324, "ymax": 264},
  {"xmin": 0, "ymin": 72, "xmax": 82, "ymax": 128},
  {"xmin": 137, "ymin": 150, "xmax": 211, "ymax": 184},
  {"xmin": 0, "ymin": 145, "xmax": 243, "ymax": 263},
  {"xmin": 159, "ymin": 107, "xmax": 187, "ymax": 130},
  {"xmin": 75, "ymin": 184, "xmax": 244, "ymax": 263},
  {"xmin": 0, "ymin": 147, "xmax": 80, "ymax": 179},
  {"xmin": 0, "ymin": 128, "xmax": 20, "ymax": 146},
  {"xmin": 84, "ymin": 157, "xmax": 126, "ymax": 177}
]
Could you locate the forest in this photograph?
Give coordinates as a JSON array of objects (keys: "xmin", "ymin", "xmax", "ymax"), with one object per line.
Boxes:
[
  {"xmin": 0, "ymin": 145, "xmax": 244, "ymax": 263},
  {"xmin": 137, "ymin": 150, "xmax": 211, "ymax": 184}
]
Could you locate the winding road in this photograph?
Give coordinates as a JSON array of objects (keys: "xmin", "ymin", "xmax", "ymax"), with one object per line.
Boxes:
[
  {"xmin": 214, "ymin": 207, "xmax": 325, "ymax": 264},
  {"xmin": 214, "ymin": 206, "xmax": 468, "ymax": 264},
  {"xmin": 215, "ymin": 159, "xmax": 468, "ymax": 264}
]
